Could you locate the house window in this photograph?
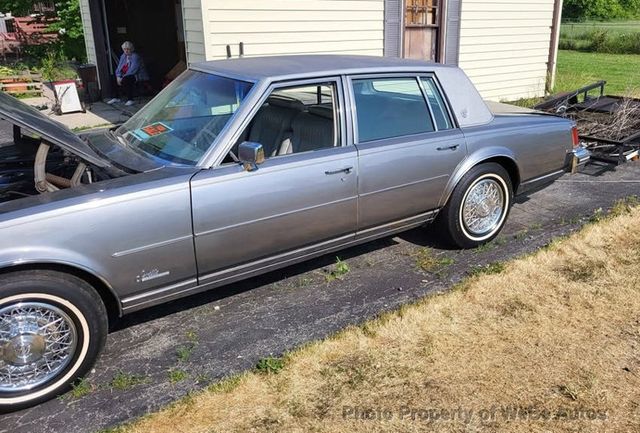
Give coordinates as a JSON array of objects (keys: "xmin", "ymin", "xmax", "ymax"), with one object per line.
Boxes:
[{"xmin": 405, "ymin": 0, "xmax": 439, "ymax": 27}]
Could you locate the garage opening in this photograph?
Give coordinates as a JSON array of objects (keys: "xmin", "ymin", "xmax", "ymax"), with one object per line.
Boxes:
[{"xmin": 100, "ymin": 0, "xmax": 186, "ymax": 95}]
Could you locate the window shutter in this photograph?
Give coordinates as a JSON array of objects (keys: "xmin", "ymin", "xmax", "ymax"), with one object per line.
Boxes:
[
  {"xmin": 444, "ymin": 0, "xmax": 461, "ymax": 65},
  {"xmin": 384, "ymin": 0, "xmax": 403, "ymax": 57}
]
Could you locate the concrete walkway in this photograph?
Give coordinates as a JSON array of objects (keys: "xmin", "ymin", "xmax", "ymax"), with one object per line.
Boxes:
[{"xmin": 21, "ymin": 95, "xmax": 147, "ymax": 130}]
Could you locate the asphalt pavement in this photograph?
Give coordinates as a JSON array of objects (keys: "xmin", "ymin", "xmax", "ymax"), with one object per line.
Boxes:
[{"xmin": 1, "ymin": 152, "xmax": 639, "ymax": 432}]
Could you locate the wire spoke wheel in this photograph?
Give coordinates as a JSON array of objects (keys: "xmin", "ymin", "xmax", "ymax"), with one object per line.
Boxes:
[
  {"xmin": 0, "ymin": 302, "xmax": 78, "ymax": 392},
  {"xmin": 461, "ymin": 178, "xmax": 505, "ymax": 236},
  {"xmin": 438, "ymin": 163, "xmax": 513, "ymax": 248}
]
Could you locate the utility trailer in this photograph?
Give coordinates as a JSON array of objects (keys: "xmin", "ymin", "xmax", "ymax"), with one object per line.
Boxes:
[{"xmin": 534, "ymin": 81, "xmax": 640, "ymax": 165}]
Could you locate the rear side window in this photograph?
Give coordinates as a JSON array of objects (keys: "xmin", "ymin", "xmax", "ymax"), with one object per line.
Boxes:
[
  {"xmin": 420, "ymin": 77, "xmax": 453, "ymax": 130},
  {"xmin": 352, "ymin": 78, "xmax": 434, "ymax": 143}
]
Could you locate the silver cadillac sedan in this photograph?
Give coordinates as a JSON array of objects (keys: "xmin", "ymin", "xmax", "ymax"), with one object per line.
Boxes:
[{"xmin": 0, "ymin": 55, "xmax": 588, "ymax": 409}]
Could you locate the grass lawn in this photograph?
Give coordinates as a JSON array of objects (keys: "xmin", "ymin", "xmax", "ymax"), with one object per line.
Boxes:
[
  {"xmin": 108, "ymin": 199, "xmax": 640, "ymax": 433},
  {"xmin": 555, "ymin": 49, "xmax": 640, "ymax": 96},
  {"xmin": 561, "ymin": 20, "xmax": 640, "ymax": 38}
]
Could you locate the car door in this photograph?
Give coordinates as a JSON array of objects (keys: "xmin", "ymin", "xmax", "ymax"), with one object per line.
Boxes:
[
  {"xmin": 190, "ymin": 77, "xmax": 358, "ymax": 284},
  {"xmin": 348, "ymin": 74, "xmax": 467, "ymax": 231}
]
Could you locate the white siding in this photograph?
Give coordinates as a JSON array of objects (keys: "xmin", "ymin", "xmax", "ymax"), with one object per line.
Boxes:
[
  {"xmin": 183, "ymin": 0, "xmax": 207, "ymax": 63},
  {"xmin": 203, "ymin": 0, "xmax": 384, "ymax": 60},
  {"xmin": 458, "ymin": 0, "xmax": 555, "ymax": 101},
  {"xmin": 79, "ymin": 0, "xmax": 97, "ymax": 65}
]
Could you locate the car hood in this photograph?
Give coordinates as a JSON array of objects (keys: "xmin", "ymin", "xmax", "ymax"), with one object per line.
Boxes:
[
  {"xmin": 0, "ymin": 92, "xmax": 109, "ymax": 168},
  {"xmin": 82, "ymin": 130, "xmax": 166, "ymax": 173}
]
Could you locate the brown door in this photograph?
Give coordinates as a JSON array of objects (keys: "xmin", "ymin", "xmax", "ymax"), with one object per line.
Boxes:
[{"xmin": 403, "ymin": 0, "xmax": 440, "ymax": 61}]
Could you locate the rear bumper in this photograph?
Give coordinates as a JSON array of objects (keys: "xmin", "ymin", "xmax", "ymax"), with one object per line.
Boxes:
[{"xmin": 568, "ymin": 146, "xmax": 591, "ymax": 173}]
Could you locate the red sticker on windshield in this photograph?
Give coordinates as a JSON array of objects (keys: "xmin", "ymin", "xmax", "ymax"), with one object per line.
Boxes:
[{"xmin": 141, "ymin": 122, "xmax": 172, "ymax": 136}]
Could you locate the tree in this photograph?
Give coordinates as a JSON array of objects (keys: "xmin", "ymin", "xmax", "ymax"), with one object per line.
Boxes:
[
  {"xmin": 47, "ymin": 0, "xmax": 86, "ymax": 61},
  {"xmin": 563, "ymin": 0, "xmax": 639, "ymax": 21},
  {"xmin": 0, "ymin": 0, "xmax": 33, "ymax": 15}
]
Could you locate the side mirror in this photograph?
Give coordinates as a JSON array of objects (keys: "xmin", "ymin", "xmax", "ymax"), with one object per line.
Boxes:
[{"xmin": 238, "ymin": 141, "xmax": 265, "ymax": 172}]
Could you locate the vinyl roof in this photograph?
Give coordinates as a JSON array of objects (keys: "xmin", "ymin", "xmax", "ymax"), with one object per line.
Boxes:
[{"xmin": 192, "ymin": 54, "xmax": 457, "ymax": 81}]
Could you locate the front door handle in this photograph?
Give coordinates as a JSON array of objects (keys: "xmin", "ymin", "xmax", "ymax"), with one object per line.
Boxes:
[
  {"xmin": 325, "ymin": 166, "xmax": 353, "ymax": 175},
  {"xmin": 436, "ymin": 144, "xmax": 460, "ymax": 151}
]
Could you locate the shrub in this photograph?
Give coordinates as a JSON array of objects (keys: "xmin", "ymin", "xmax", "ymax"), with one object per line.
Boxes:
[
  {"xmin": 586, "ymin": 28, "xmax": 610, "ymax": 52},
  {"xmin": 563, "ymin": 27, "xmax": 640, "ymax": 54},
  {"xmin": 563, "ymin": 0, "xmax": 636, "ymax": 21}
]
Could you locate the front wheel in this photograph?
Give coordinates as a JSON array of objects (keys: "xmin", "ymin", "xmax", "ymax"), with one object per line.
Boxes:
[
  {"xmin": 0, "ymin": 271, "xmax": 107, "ymax": 412},
  {"xmin": 438, "ymin": 163, "xmax": 513, "ymax": 248}
]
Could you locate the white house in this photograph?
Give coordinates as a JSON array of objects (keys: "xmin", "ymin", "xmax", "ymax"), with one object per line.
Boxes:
[{"xmin": 79, "ymin": 0, "xmax": 562, "ymax": 101}]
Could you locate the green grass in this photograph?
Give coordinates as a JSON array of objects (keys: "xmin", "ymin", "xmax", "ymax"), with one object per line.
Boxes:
[
  {"xmin": 168, "ymin": 368, "xmax": 189, "ymax": 383},
  {"xmin": 555, "ymin": 50, "xmax": 640, "ymax": 96},
  {"xmin": 559, "ymin": 20, "xmax": 640, "ymax": 54},
  {"xmin": 468, "ymin": 262, "xmax": 506, "ymax": 277},
  {"xmin": 562, "ymin": 20, "xmax": 640, "ymax": 38},
  {"xmin": 65, "ymin": 378, "xmax": 94, "ymax": 399},
  {"xmin": 255, "ymin": 356, "xmax": 286, "ymax": 375},
  {"xmin": 324, "ymin": 256, "xmax": 351, "ymax": 282},
  {"xmin": 109, "ymin": 371, "xmax": 149, "ymax": 391}
]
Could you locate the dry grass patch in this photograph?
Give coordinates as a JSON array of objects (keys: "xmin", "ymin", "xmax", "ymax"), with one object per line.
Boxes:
[{"xmin": 113, "ymin": 206, "xmax": 640, "ymax": 433}]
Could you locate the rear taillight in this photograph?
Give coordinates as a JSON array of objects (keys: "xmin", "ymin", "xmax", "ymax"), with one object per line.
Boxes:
[{"xmin": 571, "ymin": 126, "xmax": 580, "ymax": 148}]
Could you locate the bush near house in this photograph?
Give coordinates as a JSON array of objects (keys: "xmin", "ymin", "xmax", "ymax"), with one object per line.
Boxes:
[{"xmin": 560, "ymin": 21, "xmax": 640, "ymax": 55}]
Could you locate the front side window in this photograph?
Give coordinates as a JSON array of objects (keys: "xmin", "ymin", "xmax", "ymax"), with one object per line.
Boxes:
[
  {"xmin": 117, "ymin": 70, "xmax": 253, "ymax": 165},
  {"xmin": 228, "ymin": 81, "xmax": 340, "ymax": 161},
  {"xmin": 352, "ymin": 77, "xmax": 434, "ymax": 143}
]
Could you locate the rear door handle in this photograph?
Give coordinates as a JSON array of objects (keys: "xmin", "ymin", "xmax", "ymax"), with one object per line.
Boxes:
[
  {"xmin": 436, "ymin": 144, "xmax": 460, "ymax": 151},
  {"xmin": 325, "ymin": 166, "xmax": 353, "ymax": 175}
]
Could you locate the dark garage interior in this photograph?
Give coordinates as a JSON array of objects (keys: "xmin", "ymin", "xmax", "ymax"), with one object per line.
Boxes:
[{"xmin": 93, "ymin": 0, "xmax": 186, "ymax": 96}]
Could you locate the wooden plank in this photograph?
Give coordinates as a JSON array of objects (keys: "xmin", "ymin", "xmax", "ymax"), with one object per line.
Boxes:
[
  {"xmin": 1, "ymin": 82, "xmax": 43, "ymax": 88},
  {"xmin": 403, "ymin": 27, "xmax": 435, "ymax": 60}
]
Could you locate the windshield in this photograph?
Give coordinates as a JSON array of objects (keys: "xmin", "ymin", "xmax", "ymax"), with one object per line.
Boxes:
[{"xmin": 116, "ymin": 70, "xmax": 253, "ymax": 165}]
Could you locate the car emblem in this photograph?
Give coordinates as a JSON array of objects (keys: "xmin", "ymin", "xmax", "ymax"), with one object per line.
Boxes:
[{"xmin": 13, "ymin": 339, "xmax": 32, "ymax": 360}]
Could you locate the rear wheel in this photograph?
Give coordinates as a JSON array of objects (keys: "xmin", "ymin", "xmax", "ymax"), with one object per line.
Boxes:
[
  {"xmin": 0, "ymin": 271, "xmax": 107, "ymax": 412},
  {"xmin": 438, "ymin": 163, "xmax": 513, "ymax": 248}
]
